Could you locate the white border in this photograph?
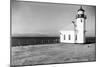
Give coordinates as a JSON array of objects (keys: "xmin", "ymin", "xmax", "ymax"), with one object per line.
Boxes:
[{"xmin": 0, "ymin": 0, "xmax": 99, "ymax": 67}]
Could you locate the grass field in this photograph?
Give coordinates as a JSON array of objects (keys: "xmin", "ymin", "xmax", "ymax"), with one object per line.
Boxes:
[{"xmin": 11, "ymin": 43, "xmax": 96, "ymax": 66}]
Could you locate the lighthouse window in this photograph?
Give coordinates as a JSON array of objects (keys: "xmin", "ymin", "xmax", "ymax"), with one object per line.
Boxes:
[
  {"xmin": 69, "ymin": 35, "xmax": 71, "ymax": 40},
  {"xmin": 64, "ymin": 35, "xmax": 66, "ymax": 40},
  {"xmin": 76, "ymin": 35, "xmax": 77, "ymax": 40},
  {"xmin": 81, "ymin": 19, "xmax": 82, "ymax": 22},
  {"xmin": 77, "ymin": 14, "xmax": 84, "ymax": 18}
]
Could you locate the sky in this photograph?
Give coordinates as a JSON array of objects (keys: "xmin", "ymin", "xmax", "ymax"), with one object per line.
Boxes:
[{"xmin": 11, "ymin": 0, "xmax": 96, "ymax": 37}]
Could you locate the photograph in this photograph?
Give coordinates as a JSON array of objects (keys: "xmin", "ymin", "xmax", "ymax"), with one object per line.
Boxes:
[{"xmin": 11, "ymin": 0, "xmax": 96, "ymax": 66}]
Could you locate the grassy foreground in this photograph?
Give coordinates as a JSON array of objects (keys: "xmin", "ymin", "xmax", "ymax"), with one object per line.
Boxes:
[{"xmin": 11, "ymin": 43, "xmax": 96, "ymax": 66}]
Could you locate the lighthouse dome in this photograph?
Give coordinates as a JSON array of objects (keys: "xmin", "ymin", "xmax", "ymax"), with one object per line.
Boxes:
[{"xmin": 78, "ymin": 6, "xmax": 85, "ymax": 12}]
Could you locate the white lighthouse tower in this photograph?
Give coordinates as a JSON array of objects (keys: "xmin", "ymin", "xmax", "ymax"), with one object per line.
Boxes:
[
  {"xmin": 72, "ymin": 6, "xmax": 87, "ymax": 43},
  {"xmin": 60, "ymin": 6, "xmax": 87, "ymax": 43}
]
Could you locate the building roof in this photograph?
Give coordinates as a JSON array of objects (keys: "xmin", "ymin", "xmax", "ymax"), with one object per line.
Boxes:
[{"xmin": 59, "ymin": 24, "xmax": 74, "ymax": 32}]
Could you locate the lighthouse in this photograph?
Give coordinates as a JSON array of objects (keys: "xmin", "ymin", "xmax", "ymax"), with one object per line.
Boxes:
[
  {"xmin": 72, "ymin": 6, "xmax": 87, "ymax": 43},
  {"xmin": 60, "ymin": 6, "xmax": 87, "ymax": 43}
]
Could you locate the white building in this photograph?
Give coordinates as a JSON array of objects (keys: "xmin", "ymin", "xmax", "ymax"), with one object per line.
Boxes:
[{"xmin": 60, "ymin": 6, "xmax": 87, "ymax": 43}]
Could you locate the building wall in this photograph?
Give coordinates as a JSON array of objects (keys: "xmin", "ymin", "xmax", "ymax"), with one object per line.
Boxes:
[{"xmin": 60, "ymin": 31, "xmax": 75, "ymax": 43}]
